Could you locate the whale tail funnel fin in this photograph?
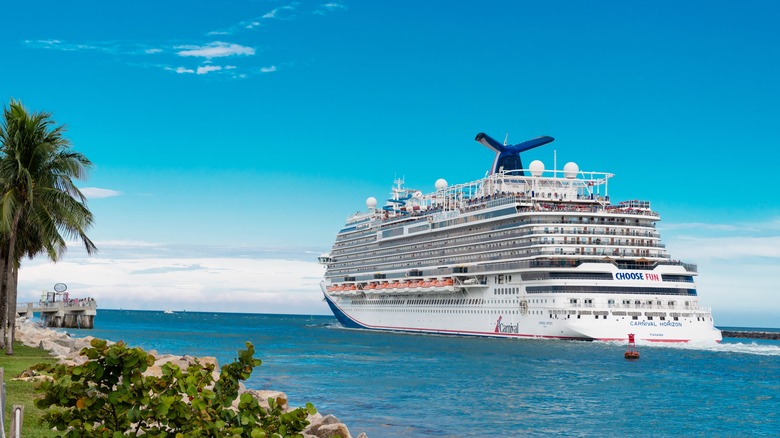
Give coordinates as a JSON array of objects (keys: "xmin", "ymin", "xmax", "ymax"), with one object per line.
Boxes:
[
  {"xmin": 475, "ymin": 132, "xmax": 506, "ymax": 153},
  {"xmin": 475, "ymin": 133, "xmax": 555, "ymax": 175}
]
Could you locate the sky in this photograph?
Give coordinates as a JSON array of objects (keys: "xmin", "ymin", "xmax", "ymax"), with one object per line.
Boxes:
[{"xmin": 3, "ymin": 1, "xmax": 779, "ymax": 327}]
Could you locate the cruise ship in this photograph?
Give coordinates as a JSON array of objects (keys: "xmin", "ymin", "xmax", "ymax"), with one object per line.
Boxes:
[{"xmin": 318, "ymin": 133, "xmax": 722, "ymax": 343}]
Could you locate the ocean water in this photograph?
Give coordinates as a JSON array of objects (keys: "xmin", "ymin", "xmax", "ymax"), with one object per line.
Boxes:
[{"xmin": 63, "ymin": 310, "xmax": 780, "ymax": 437}]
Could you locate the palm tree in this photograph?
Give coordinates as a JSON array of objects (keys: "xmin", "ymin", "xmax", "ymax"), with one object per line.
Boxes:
[{"xmin": 0, "ymin": 99, "xmax": 97, "ymax": 354}]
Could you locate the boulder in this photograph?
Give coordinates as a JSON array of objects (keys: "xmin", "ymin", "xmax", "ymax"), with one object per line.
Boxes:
[
  {"xmin": 39, "ymin": 339, "xmax": 71, "ymax": 357},
  {"xmin": 245, "ymin": 389, "xmax": 289, "ymax": 411},
  {"xmin": 304, "ymin": 414, "xmax": 354, "ymax": 438}
]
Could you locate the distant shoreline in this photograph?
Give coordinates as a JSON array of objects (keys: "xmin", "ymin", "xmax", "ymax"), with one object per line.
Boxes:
[
  {"xmin": 720, "ymin": 330, "xmax": 780, "ymax": 340},
  {"xmin": 87, "ymin": 309, "xmax": 780, "ymax": 332}
]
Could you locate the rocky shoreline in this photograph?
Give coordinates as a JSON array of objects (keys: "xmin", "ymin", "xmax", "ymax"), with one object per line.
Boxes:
[{"xmin": 13, "ymin": 317, "xmax": 366, "ymax": 438}]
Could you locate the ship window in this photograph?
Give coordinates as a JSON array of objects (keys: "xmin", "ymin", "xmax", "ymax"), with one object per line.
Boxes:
[{"xmin": 632, "ymin": 316, "xmax": 638, "ymax": 320}]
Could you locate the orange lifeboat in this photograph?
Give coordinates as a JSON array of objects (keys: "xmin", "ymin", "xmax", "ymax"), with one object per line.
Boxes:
[{"xmin": 348, "ymin": 284, "xmax": 357, "ymax": 290}]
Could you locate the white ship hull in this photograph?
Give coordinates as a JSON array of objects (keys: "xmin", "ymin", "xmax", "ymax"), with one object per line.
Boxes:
[{"xmin": 321, "ymin": 280, "xmax": 721, "ymax": 343}]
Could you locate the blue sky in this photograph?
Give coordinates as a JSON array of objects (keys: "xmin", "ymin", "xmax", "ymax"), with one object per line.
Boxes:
[{"xmin": 4, "ymin": 1, "xmax": 779, "ymax": 326}]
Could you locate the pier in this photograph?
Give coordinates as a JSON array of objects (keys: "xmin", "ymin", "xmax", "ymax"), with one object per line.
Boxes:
[{"xmin": 16, "ymin": 299, "xmax": 96, "ymax": 329}]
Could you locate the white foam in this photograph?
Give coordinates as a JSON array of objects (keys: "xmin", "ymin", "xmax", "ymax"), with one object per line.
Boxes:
[{"xmin": 602, "ymin": 339, "xmax": 780, "ymax": 356}]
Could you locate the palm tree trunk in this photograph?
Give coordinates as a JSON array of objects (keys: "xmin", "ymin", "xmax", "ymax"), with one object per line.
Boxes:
[
  {"xmin": 0, "ymin": 244, "xmax": 8, "ymax": 350},
  {"xmin": 6, "ymin": 262, "xmax": 18, "ymax": 355},
  {"xmin": 3, "ymin": 211, "xmax": 21, "ymax": 355}
]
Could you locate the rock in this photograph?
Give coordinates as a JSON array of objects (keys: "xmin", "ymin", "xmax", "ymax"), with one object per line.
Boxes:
[
  {"xmin": 52, "ymin": 335, "xmax": 77, "ymax": 351},
  {"xmin": 316, "ymin": 423, "xmax": 352, "ymax": 438},
  {"xmin": 39, "ymin": 339, "xmax": 71, "ymax": 357},
  {"xmin": 16, "ymin": 368, "xmax": 38, "ymax": 378},
  {"xmin": 146, "ymin": 354, "xmax": 220, "ymax": 381},
  {"xmin": 244, "ymin": 389, "xmax": 289, "ymax": 411},
  {"xmin": 304, "ymin": 414, "xmax": 354, "ymax": 438}
]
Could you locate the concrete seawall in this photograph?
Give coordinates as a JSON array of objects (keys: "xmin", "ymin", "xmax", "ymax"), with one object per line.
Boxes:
[{"xmin": 721, "ymin": 330, "xmax": 780, "ymax": 341}]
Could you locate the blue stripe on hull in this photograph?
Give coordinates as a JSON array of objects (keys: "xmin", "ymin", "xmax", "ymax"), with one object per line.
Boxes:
[{"xmin": 323, "ymin": 294, "xmax": 365, "ymax": 329}]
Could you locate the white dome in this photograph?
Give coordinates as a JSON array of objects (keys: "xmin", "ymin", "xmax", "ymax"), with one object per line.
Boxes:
[
  {"xmin": 435, "ymin": 178, "xmax": 448, "ymax": 191},
  {"xmin": 563, "ymin": 162, "xmax": 579, "ymax": 179},
  {"xmin": 366, "ymin": 197, "xmax": 377, "ymax": 209},
  {"xmin": 529, "ymin": 160, "xmax": 545, "ymax": 177}
]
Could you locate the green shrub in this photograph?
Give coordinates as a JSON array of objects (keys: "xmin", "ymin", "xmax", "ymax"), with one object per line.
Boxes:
[{"xmin": 34, "ymin": 339, "xmax": 316, "ymax": 437}]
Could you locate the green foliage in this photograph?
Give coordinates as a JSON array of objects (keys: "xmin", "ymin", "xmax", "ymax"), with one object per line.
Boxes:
[{"xmin": 34, "ymin": 339, "xmax": 316, "ymax": 437}]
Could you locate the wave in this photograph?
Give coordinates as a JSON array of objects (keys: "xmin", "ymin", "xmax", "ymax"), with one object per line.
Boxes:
[{"xmin": 603, "ymin": 339, "xmax": 780, "ymax": 356}]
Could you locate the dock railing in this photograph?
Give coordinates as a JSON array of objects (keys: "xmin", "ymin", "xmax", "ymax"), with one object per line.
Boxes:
[{"xmin": 16, "ymin": 299, "xmax": 97, "ymax": 329}]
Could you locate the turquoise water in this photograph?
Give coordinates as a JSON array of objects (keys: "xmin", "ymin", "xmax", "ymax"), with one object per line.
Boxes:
[{"xmin": 65, "ymin": 310, "xmax": 780, "ymax": 437}]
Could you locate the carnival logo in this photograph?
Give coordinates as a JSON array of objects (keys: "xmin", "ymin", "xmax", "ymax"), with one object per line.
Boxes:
[{"xmin": 494, "ymin": 316, "xmax": 519, "ymax": 334}]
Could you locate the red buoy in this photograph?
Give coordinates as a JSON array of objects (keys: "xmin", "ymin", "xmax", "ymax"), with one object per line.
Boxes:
[{"xmin": 624, "ymin": 333, "xmax": 640, "ymax": 359}]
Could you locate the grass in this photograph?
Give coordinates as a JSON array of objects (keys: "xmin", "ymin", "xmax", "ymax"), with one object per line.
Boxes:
[{"xmin": 0, "ymin": 342, "xmax": 58, "ymax": 437}]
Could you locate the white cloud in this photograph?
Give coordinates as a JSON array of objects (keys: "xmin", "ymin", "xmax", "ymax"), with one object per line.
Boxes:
[
  {"xmin": 263, "ymin": 4, "xmax": 297, "ymax": 19},
  {"xmin": 176, "ymin": 42, "xmax": 255, "ymax": 59},
  {"xmin": 18, "ymin": 243, "xmax": 329, "ymax": 315},
  {"xmin": 25, "ymin": 39, "xmax": 62, "ymax": 46},
  {"xmin": 260, "ymin": 66, "xmax": 277, "ymax": 73},
  {"xmin": 145, "ymin": 48, "xmax": 163, "ymax": 54},
  {"xmin": 196, "ymin": 65, "xmax": 223, "ymax": 75},
  {"xmin": 80, "ymin": 187, "xmax": 121, "ymax": 199},
  {"xmin": 166, "ymin": 66, "xmax": 195, "ymax": 74},
  {"xmin": 315, "ymin": 3, "xmax": 347, "ymax": 14},
  {"xmin": 660, "ymin": 218, "xmax": 780, "ymax": 326}
]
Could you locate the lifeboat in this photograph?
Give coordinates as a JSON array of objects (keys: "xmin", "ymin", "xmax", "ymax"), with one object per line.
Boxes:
[
  {"xmin": 366, "ymin": 283, "xmax": 377, "ymax": 290},
  {"xmin": 348, "ymin": 284, "xmax": 357, "ymax": 290}
]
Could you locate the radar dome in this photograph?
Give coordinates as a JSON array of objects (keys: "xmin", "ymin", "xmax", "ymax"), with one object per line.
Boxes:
[
  {"xmin": 366, "ymin": 197, "xmax": 377, "ymax": 209},
  {"xmin": 529, "ymin": 160, "xmax": 545, "ymax": 177},
  {"xmin": 563, "ymin": 162, "xmax": 579, "ymax": 179},
  {"xmin": 435, "ymin": 178, "xmax": 448, "ymax": 191}
]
